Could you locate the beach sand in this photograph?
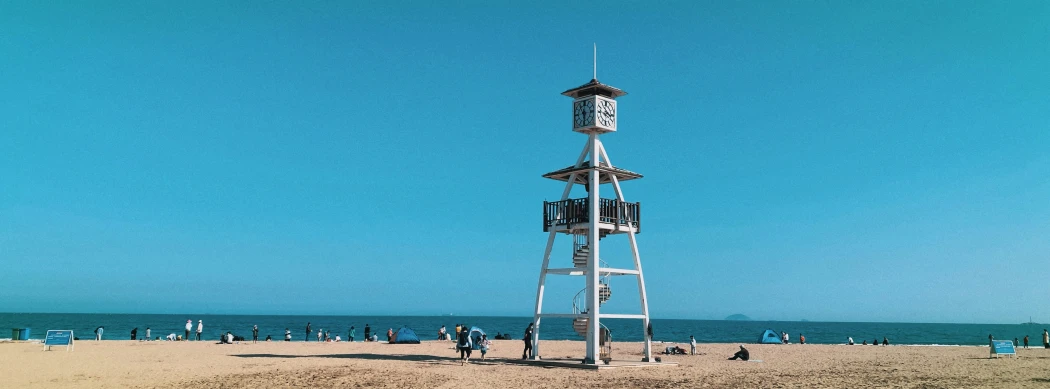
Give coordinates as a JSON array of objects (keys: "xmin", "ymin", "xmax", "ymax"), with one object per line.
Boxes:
[{"xmin": 1, "ymin": 339, "xmax": 1048, "ymax": 388}]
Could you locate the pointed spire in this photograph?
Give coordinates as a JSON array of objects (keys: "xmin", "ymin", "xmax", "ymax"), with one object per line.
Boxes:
[{"xmin": 593, "ymin": 43, "xmax": 597, "ymax": 80}]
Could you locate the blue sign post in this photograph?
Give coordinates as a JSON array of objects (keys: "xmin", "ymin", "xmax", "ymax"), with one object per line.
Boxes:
[
  {"xmin": 44, "ymin": 330, "xmax": 74, "ymax": 352},
  {"xmin": 989, "ymin": 340, "xmax": 1015, "ymax": 358}
]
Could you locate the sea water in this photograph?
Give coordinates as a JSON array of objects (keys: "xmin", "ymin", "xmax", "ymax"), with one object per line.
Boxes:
[{"xmin": 1, "ymin": 313, "xmax": 1043, "ymax": 346}]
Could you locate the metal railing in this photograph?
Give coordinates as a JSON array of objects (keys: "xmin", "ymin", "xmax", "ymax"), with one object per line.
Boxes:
[{"xmin": 543, "ymin": 198, "xmax": 641, "ymax": 232}]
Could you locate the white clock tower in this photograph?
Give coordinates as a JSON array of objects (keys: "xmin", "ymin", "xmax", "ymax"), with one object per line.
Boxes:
[{"xmin": 531, "ymin": 76, "xmax": 653, "ymax": 364}]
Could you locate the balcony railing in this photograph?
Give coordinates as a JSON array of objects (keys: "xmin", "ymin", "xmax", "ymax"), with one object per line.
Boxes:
[{"xmin": 543, "ymin": 198, "xmax": 641, "ymax": 233}]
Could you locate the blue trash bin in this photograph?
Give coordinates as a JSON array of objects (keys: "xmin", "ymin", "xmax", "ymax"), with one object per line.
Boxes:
[{"xmin": 12, "ymin": 328, "xmax": 30, "ymax": 340}]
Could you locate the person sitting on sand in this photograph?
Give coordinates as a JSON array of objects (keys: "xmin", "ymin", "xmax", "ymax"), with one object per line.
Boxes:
[
  {"xmin": 848, "ymin": 337, "xmax": 854, "ymax": 345},
  {"xmin": 387, "ymin": 328, "xmax": 394, "ymax": 342},
  {"xmin": 883, "ymin": 337, "xmax": 889, "ymax": 345},
  {"xmin": 728, "ymin": 345, "xmax": 749, "ymax": 361},
  {"xmin": 439, "ymin": 325, "xmax": 447, "ymax": 340},
  {"xmin": 335, "ymin": 335, "xmax": 341, "ymax": 342},
  {"xmin": 872, "ymin": 338, "xmax": 878, "ymax": 346},
  {"xmin": 862, "ymin": 340, "xmax": 867, "ymax": 345},
  {"xmin": 167, "ymin": 333, "xmax": 177, "ymax": 341},
  {"xmin": 285, "ymin": 328, "xmax": 291, "ymax": 341},
  {"xmin": 265, "ymin": 335, "xmax": 272, "ymax": 341}
]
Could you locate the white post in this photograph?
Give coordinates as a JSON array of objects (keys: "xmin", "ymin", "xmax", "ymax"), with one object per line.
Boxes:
[
  {"xmin": 585, "ymin": 132, "xmax": 601, "ymax": 364},
  {"xmin": 599, "ymin": 141, "xmax": 653, "ymax": 362},
  {"xmin": 532, "ymin": 138, "xmax": 592, "ymax": 360}
]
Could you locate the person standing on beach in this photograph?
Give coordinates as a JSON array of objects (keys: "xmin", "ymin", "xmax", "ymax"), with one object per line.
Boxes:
[
  {"xmin": 185, "ymin": 320, "xmax": 192, "ymax": 341},
  {"xmin": 252, "ymin": 325, "xmax": 259, "ymax": 343},
  {"xmin": 364, "ymin": 324, "xmax": 371, "ymax": 341},
  {"xmin": 145, "ymin": 327, "xmax": 150, "ymax": 341},
  {"xmin": 305, "ymin": 322, "xmax": 311, "ymax": 342},
  {"xmin": 1023, "ymin": 335, "xmax": 1029, "ymax": 348},
  {"xmin": 457, "ymin": 325, "xmax": 473, "ymax": 365},
  {"xmin": 196, "ymin": 320, "xmax": 203, "ymax": 341},
  {"xmin": 1042, "ymin": 329, "xmax": 1048, "ymax": 348},
  {"xmin": 799, "ymin": 334, "xmax": 805, "ymax": 345},
  {"xmin": 689, "ymin": 335, "xmax": 697, "ymax": 355},
  {"xmin": 522, "ymin": 323, "xmax": 534, "ymax": 359},
  {"xmin": 317, "ymin": 328, "xmax": 323, "ymax": 342},
  {"xmin": 130, "ymin": 328, "xmax": 137, "ymax": 340},
  {"xmin": 349, "ymin": 326, "xmax": 355, "ymax": 342},
  {"xmin": 647, "ymin": 322, "xmax": 654, "ymax": 341}
]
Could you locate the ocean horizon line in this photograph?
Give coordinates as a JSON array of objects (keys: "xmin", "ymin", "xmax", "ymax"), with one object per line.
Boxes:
[{"xmin": 0, "ymin": 312, "xmax": 1041, "ymax": 326}]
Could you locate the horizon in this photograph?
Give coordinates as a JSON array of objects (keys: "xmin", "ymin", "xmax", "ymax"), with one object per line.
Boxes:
[
  {"xmin": 2, "ymin": 1, "xmax": 1048, "ymax": 324},
  {"xmin": 2, "ymin": 311, "xmax": 1045, "ymax": 326}
]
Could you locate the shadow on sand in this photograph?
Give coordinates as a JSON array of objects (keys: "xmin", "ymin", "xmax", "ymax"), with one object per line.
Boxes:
[{"xmin": 233, "ymin": 353, "xmax": 504, "ymax": 365}]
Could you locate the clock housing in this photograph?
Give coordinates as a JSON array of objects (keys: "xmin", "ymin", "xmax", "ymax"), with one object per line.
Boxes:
[{"xmin": 572, "ymin": 95, "xmax": 617, "ymax": 133}]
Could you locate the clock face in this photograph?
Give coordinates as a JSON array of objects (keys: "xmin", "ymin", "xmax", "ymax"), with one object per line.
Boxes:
[
  {"xmin": 573, "ymin": 99, "xmax": 595, "ymax": 128},
  {"xmin": 596, "ymin": 99, "xmax": 616, "ymax": 128}
]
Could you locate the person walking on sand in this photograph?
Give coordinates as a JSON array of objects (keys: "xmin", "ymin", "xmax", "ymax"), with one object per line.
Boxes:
[
  {"xmin": 252, "ymin": 325, "xmax": 259, "ymax": 343},
  {"xmin": 196, "ymin": 320, "xmax": 203, "ymax": 341},
  {"xmin": 1023, "ymin": 335, "xmax": 1029, "ymax": 349},
  {"xmin": 457, "ymin": 325, "xmax": 473, "ymax": 365},
  {"xmin": 305, "ymin": 322, "xmax": 311, "ymax": 342},
  {"xmin": 1043, "ymin": 329, "xmax": 1048, "ymax": 349},
  {"xmin": 689, "ymin": 335, "xmax": 697, "ymax": 355},
  {"xmin": 479, "ymin": 334, "xmax": 491, "ymax": 359},
  {"xmin": 349, "ymin": 326, "xmax": 355, "ymax": 342},
  {"xmin": 522, "ymin": 323, "xmax": 534, "ymax": 359}
]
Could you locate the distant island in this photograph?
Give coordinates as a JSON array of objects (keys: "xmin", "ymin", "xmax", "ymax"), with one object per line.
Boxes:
[{"xmin": 725, "ymin": 314, "xmax": 752, "ymax": 321}]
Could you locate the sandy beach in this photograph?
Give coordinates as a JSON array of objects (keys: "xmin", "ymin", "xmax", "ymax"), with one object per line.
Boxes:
[{"xmin": 2, "ymin": 339, "xmax": 1048, "ymax": 388}]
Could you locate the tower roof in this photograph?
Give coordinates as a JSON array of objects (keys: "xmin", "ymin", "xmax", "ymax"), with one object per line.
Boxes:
[
  {"xmin": 561, "ymin": 79, "xmax": 627, "ymax": 99},
  {"xmin": 542, "ymin": 160, "xmax": 642, "ymax": 184}
]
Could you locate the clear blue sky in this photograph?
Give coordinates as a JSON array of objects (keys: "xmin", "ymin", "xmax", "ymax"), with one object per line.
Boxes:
[{"xmin": 1, "ymin": 1, "xmax": 1047, "ymax": 323}]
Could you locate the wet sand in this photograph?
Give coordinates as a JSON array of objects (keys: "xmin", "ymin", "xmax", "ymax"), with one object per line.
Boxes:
[{"xmin": 1, "ymin": 339, "xmax": 1048, "ymax": 388}]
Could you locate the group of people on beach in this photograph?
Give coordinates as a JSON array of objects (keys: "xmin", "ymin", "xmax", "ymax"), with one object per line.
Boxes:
[
  {"xmin": 846, "ymin": 336, "xmax": 890, "ymax": 345},
  {"xmin": 1004, "ymin": 330, "xmax": 1049, "ymax": 349}
]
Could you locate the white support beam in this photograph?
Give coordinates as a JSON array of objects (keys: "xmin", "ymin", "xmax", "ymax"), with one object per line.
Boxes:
[
  {"xmin": 545, "ymin": 268, "xmax": 585, "ymax": 276},
  {"xmin": 598, "ymin": 314, "xmax": 647, "ymax": 319},
  {"xmin": 545, "ymin": 267, "xmax": 639, "ymax": 276},
  {"xmin": 537, "ymin": 313, "xmax": 586, "ymax": 319},
  {"xmin": 598, "ymin": 140, "xmax": 653, "ymax": 362},
  {"xmin": 532, "ymin": 137, "xmax": 592, "ymax": 360}
]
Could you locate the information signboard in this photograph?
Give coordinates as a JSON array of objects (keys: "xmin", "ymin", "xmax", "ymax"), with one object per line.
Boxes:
[
  {"xmin": 44, "ymin": 330, "xmax": 74, "ymax": 352},
  {"xmin": 990, "ymin": 340, "xmax": 1015, "ymax": 358}
]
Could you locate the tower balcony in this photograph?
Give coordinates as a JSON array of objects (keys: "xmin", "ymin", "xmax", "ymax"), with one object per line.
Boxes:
[{"xmin": 543, "ymin": 198, "xmax": 641, "ymax": 234}]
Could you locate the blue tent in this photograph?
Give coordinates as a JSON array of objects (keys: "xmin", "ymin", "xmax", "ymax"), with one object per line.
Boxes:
[
  {"xmin": 392, "ymin": 327, "xmax": 420, "ymax": 344},
  {"xmin": 759, "ymin": 329, "xmax": 780, "ymax": 344},
  {"xmin": 468, "ymin": 326, "xmax": 486, "ymax": 350}
]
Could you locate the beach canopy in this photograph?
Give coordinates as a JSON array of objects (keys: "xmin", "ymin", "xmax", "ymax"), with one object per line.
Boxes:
[
  {"xmin": 759, "ymin": 329, "xmax": 780, "ymax": 344},
  {"xmin": 391, "ymin": 327, "xmax": 420, "ymax": 344},
  {"xmin": 468, "ymin": 326, "xmax": 486, "ymax": 350}
]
